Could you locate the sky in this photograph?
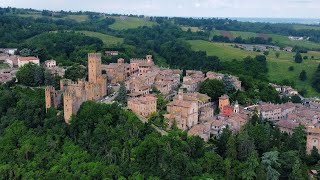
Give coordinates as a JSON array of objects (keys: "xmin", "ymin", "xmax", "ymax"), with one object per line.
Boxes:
[{"xmin": 1, "ymin": 0, "xmax": 320, "ymax": 18}]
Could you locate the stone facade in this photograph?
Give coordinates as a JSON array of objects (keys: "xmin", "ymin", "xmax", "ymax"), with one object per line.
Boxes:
[
  {"xmin": 219, "ymin": 95, "xmax": 230, "ymax": 111},
  {"xmin": 127, "ymin": 95, "xmax": 157, "ymax": 118},
  {"xmin": 45, "ymin": 53, "xmax": 107, "ymax": 123},
  {"xmin": 0, "ymin": 68, "xmax": 17, "ymax": 83}
]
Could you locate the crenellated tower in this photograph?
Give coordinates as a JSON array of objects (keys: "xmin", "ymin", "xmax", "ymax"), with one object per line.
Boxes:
[
  {"xmin": 63, "ymin": 92, "xmax": 73, "ymax": 124},
  {"xmin": 88, "ymin": 53, "xmax": 102, "ymax": 83}
]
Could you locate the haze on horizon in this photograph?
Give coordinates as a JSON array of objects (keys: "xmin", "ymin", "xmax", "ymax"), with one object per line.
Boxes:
[{"xmin": 1, "ymin": 0, "xmax": 320, "ymax": 18}]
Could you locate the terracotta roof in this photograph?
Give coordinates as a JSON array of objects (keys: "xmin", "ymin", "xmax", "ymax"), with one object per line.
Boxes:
[
  {"xmin": 168, "ymin": 100, "xmax": 195, "ymax": 108},
  {"xmin": 219, "ymin": 95, "xmax": 229, "ymax": 100},
  {"xmin": 18, "ymin": 56, "xmax": 39, "ymax": 61},
  {"xmin": 276, "ymin": 120, "xmax": 299, "ymax": 130}
]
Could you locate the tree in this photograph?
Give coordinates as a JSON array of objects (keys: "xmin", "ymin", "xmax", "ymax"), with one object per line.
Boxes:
[
  {"xmin": 303, "ymin": 56, "xmax": 308, "ymax": 60},
  {"xmin": 64, "ymin": 64, "xmax": 86, "ymax": 81},
  {"xmin": 263, "ymin": 51, "xmax": 269, "ymax": 56},
  {"xmin": 312, "ymin": 64, "xmax": 320, "ymax": 92},
  {"xmin": 239, "ymin": 153, "xmax": 259, "ymax": 180},
  {"xmin": 275, "ymin": 52, "xmax": 280, "ymax": 58},
  {"xmin": 114, "ymin": 82, "xmax": 127, "ymax": 105},
  {"xmin": 223, "ymin": 75, "xmax": 235, "ymax": 92},
  {"xmin": 199, "ymin": 79, "xmax": 225, "ymax": 100},
  {"xmin": 226, "ymin": 135, "xmax": 237, "ymax": 160},
  {"xmin": 237, "ymin": 132, "xmax": 256, "ymax": 161},
  {"xmin": 16, "ymin": 63, "xmax": 45, "ymax": 86},
  {"xmin": 289, "ymin": 159, "xmax": 304, "ymax": 180},
  {"xmin": 294, "ymin": 52, "xmax": 303, "ymax": 63},
  {"xmin": 262, "ymin": 151, "xmax": 280, "ymax": 180},
  {"xmin": 288, "ymin": 66, "xmax": 294, "ymax": 71},
  {"xmin": 299, "ymin": 70, "xmax": 307, "ymax": 81},
  {"xmin": 291, "ymin": 95, "xmax": 302, "ymax": 103}
]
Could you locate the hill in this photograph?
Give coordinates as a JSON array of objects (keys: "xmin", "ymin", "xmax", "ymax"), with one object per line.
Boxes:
[
  {"xmin": 211, "ymin": 30, "xmax": 320, "ymax": 50},
  {"xmin": 188, "ymin": 40, "xmax": 320, "ymax": 97},
  {"xmin": 17, "ymin": 13, "xmax": 89, "ymax": 22},
  {"xmin": 108, "ymin": 16, "xmax": 157, "ymax": 30}
]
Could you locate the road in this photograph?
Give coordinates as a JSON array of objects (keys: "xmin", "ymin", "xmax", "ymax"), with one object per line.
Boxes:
[{"xmin": 101, "ymin": 85, "xmax": 120, "ymax": 104}]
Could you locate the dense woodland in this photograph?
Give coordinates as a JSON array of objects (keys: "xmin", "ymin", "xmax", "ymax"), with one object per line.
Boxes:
[{"xmin": 1, "ymin": 7, "xmax": 320, "ymax": 179}]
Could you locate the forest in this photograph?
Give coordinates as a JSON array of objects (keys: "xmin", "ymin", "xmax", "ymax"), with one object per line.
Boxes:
[{"xmin": 0, "ymin": 83, "xmax": 319, "ymax": 179}]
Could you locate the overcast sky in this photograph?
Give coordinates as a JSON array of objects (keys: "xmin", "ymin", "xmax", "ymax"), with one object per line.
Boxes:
[{"xmin": 1, "ymin": 0, "xmax": 320, "ymax": 18}]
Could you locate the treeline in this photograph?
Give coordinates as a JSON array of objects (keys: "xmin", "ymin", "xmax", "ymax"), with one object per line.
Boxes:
[
  {"xmin": 173, "ymin": 17, "xmax": 320, "ymax": 43},
  {"xmin": 212, "ymin": 35, "xmax": 273, "ymax": 45},
  {"xmin": 0, "ymin": 84, "xmax": 319, "ymax": 179}
]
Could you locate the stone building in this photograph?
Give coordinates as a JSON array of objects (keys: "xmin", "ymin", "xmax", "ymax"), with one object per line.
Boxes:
[
  {"xmin": 0, "ymin": 68, "xmax": 17, "ymax": 83},
  {"xmin": 17, "ymin": 56, "xmax": 40, "ymax": 67},
  {"xmin": 219, "ymin": 95, "xmax": 230, "ymax": 111},
  {"xmin": 44, "ymin": 59, "xmax": 56, "ymax": 68},
  {"xmin": 127, "ymin": 95, "xmax": 157, "ymax": 118},
  {"xmin": 44, "ymin": 59, "xmax": 65, "ymax": 77},
  {"xmin": 307, "ymin": 127, "xmax": 320, "ymax": 154},
  {"xmin": 206, "ymin": 72, "xmax": 242, "ymax": 91},
  {"xmin": 102, "ymin": 55, "xmax": 157, "ymax": 85},
  {"xmin": 45, "ymin": 53, "xmax": 107, "ymax": 123}
]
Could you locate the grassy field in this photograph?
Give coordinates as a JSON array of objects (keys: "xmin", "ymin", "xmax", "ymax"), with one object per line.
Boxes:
[
  {"xmin": 211, "ymin": 30, "xmax": 320, "ymax": 50},
  {"xmin": 76, "ymin": 31, "xmax": 124, "ymax": 46},
  {"xmin": 108, "ymin": 16, "xmax": 157, "ymax": 30},
  {"xmin": 188, "ymin": 40, "xmax": 320, "ymax": 97}
]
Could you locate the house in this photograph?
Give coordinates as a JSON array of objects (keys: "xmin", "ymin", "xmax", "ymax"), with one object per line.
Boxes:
[
  {"xmin": 17, "ymin": 56, "xmax": 40, "ymax": 67},
  {"xmin": 127, "ymin": 95, "xmax": 157, "ymax": 118}
]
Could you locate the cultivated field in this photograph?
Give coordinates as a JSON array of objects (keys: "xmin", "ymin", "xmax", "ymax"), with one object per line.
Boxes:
[
  {"xmin": 188, "ymin": 40, "xmax": 320, "ymax": 97},
  {"xmin": 181, "ymin": 26, "xmax": 203, "ymax": 32},
  {"xmin": 17, "ymin": 13, "xmax": 89, "ymax": 22}
]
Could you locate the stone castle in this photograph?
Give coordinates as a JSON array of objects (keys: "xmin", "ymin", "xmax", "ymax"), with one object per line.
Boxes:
[{"xmin": 45, "ymin": 53, "xmax": 107, "ymax": 123}]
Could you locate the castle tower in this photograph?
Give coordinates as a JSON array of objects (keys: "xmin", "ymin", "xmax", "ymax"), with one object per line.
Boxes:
[
  {"xmin": 45, "ymin": 86, "xmax": 52, "ymax": 112},
  {"xmin": 146, "ymin": 55, "xmax": 153, "ymax": 64},
  {"xmin": 219, "ymin": 95, "xmax": 230, "ymax": 111},
  {"xmin": 118, "ymin": 58, "xmax": 124, "ymax": 64},
  {"xmin": 88, "ymin": 53, "xmax": 102, "ymax": 84},
  {"xmin": 178, "ymin": 88, "xmax": 183, "ymax": 101},
  {"xmin": 234, "ymin": 101, "xmax": 239, "ymax": 113},
  {"xmin": 63, "ymin": 92, "xmax": 73, "ymax": 124}
]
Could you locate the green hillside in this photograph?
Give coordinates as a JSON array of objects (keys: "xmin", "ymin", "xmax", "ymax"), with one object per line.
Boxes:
[
  {"xmin": 293, "ymin": 24, "xmax": 320, "ymax": 30},
  {"xmin": 211, "ymin": 30, "xmax": 320, "ymax": 50},
  {"xmin": 18, "ymin": 13, "xmax": 89, "ymax": 22},
  {"xmin": 76, "ymin": 31, "xmax": 124, "ymax": 46},
  {"xmin": 188, "ymin": 40, "xmax": 320, "ymax": 97},
  {"xmin": 108, "ymin": 16, "xmax": 157, "ymax": 30}
]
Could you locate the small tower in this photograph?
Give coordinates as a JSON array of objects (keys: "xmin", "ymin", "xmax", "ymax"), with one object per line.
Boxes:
[
  {"xmin": 234, "ymin": 101, "xmax": 239, "ymax": 113},
  {"xmin": 219, "ymin": 95, "xmax": 230, "ymax": 111},
  {"xmin": 117, "ymin": 58, "xmax": 124, "ymax": 64},
  {"xmin": 178, "ymin": 88, "xmax": 184, "ymax": 101},
  {"xmin": 88, "ymin": 53, "xmax": 102, "ymax": 84},
  {"xmin": 45, "ymin": 86, "xmax": 52, "ymax": 112},
  {"xmin": 63, "ymin": 92, "xmax": 73, "ymax": 124},
  {"xmin": 146, "ymin": 55, "xmax": 153, "ymax": 64}
]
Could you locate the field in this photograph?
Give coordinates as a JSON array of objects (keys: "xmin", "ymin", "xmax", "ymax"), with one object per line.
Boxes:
[
  {"xmin": 188, "ymin": 40, "xmax": 320, "ymax": 97},
  {"xmin": 76, "ymin": 31, "xmax": 124, "ymax": 46},
  {"xmin": 211, "ymin": 30, "xmax": 320, "ymax": 50},
  {"xmin": 108, "ymin": 16, "xmax": 157, "ymax": 30}
]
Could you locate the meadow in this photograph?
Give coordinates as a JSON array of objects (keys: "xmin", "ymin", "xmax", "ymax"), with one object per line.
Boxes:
[
  {"xmin": 76, "ymin": 31, "xmax": 124, "ymax": 46},
  {"xmin": 188, "ymin": 40, "xmax": 320, "ymax": 97},
  {"xmin": 108, "ymin": 16, "xmax": 157, "ymax": 30}
]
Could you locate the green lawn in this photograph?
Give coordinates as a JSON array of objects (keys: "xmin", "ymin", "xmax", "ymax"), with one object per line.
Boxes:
[
  {"xmin": 188, "ymin": 40, "xmax": 320, "ymax": 97},
  {"xmin": 210, "ymin": 30, "xmax": 320, "ymax": 50},
  {"xmin": 76, "ymin": 31, "xmax": 124, "ymax": 46},
  {"xmin": 108, "ymin": 16, "xmax": 157, "ymax": 30}
]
